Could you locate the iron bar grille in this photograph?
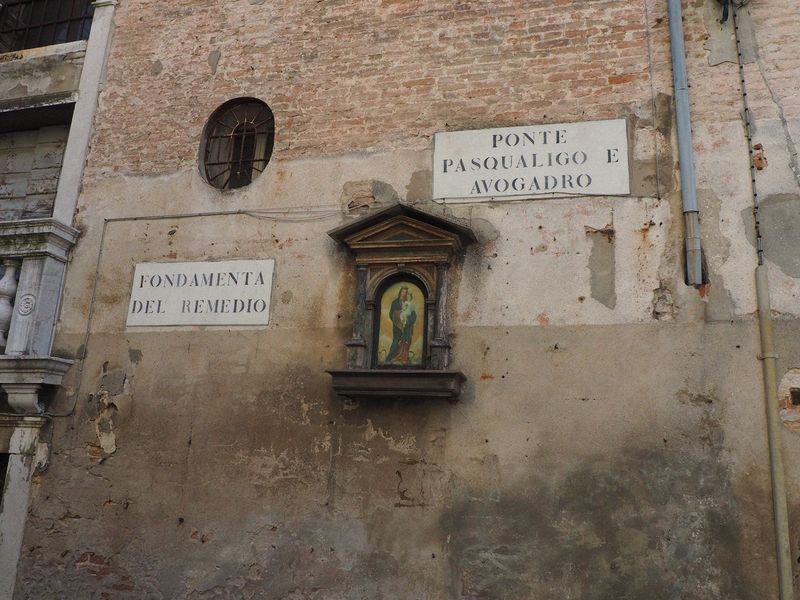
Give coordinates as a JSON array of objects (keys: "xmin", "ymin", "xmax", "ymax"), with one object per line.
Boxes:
[
  {"xmin": 204, "ymin": 100, "xmax": 275, "ymax": 190},
  {"xmin": 0, "ymin": 0, "xmax": 94, "ymax": 53}
]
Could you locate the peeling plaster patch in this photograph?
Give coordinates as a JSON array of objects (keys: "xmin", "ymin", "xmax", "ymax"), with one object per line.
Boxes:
[
  {"xmin": 73, "ymin": 552, "xmax": 139, "ymax": 593},
  {"xmin": 92, "ymin": 391, "xmax": 117, "ymax": 455},
  {"xmin": 128, "ymin": 348, "xmax": 143, "ymax": 364},
  {"xmin": 624, "ymin": 93, "xmax": 675, "ymax": 198},
  {"xmin": 249, "ymin": 0, "xmax": 266, "ymax": 4},
  {"xmin": 232, "ymin": 446, "xmax": 319, "ymax": 489},
  {"xmin": 149, "ymin": 60, "xmax": 163, "ymax": 75},
  {"xmin": 652, "ymin": 283, "xmax": 677, "ymax": 321},
  {"xmin": 742, "ymin": 194, "xmax": 800, "ymax": 277},
  {"xmin": 467, "ymin": 217, "xmax": 500, "ymax": 244},
  {"xmin": 704, "ymin": 274, "xmax": 737, "ymax": 321},
  {"xmin": 647, "ymin": 190, "xmax": 689, "ymax": 321},
  {"xmin": 207, "ymin": 50, "xmax": 221, "ymax": 75},
  {"xmin": 698, "ymin": 189, "xmax": 736, "ymax": 319},
  {"xmin": 341, "ymin": 180, "xmax": 375, "ymax": 210},
  {"xmin": 406, "ymin": 168, "xmax": 432, "ymax": 202},
  {"xmin": 704, "ymin": 1, "xmax": 757, "ymax": 66},
  {"xmin": 458, "ymin": 198, "xmax": 666, "ymax": 327},
  {"xmin": 651, "ymin": 92, "xmax": 674, "ymax": 142},
  {"xmin": 363, "ymin": 418, "xmax": 417, "ymax": 454},
  {"xmin": 95, "ymin": 422, "xmax": 116, "ymax": 454},
  {"xmin": 341, "ymin": 180, "xmax": 400, "ymax": 211},
  {"xmin": 86, "ymin": 367, "xmax": 129, "ymax": 458},
  {"xmin": 691, "ymin": 122, "xmax": 760, "ymax": 314},
  {"xmin": 189, "ymin": 528, "xmax": 213, "ymax": 544},
  {"xmin": 745, "ymin": 119, "xmax": 800, "ymax": 198},
  {"xmin": 585, "ymin": 226, "xmax": 616, "ymax": 309},
  {"xmin": 371, "ymin": 180, "xmax": 400, "ymax": 205},
  {"xmin": 100, "ymin": 369, "xmax": 127, "ymax": 395},
  {"xmin": 676, "ymin": 389, "xmax": 716, "ymax": 407}
]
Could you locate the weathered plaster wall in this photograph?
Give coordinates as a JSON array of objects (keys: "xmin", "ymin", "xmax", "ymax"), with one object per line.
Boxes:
[{"xmin": 11, "ymin": 0, "xmax": 800, "ymax": 598}]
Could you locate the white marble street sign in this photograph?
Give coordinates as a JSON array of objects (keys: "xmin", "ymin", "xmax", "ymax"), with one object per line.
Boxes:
[
  {"xmin": 126, "ymin": 259, "xmax": 275, "ymax": 327},
  {"xmin": 433, "ymin": 119, "xmax": 630, "ymax": 202}
]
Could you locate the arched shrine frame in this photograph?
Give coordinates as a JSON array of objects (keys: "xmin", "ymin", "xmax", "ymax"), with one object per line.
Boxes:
[{"xmin": 327, "ymin": 204, "xmax": 476, "ymax": 401}]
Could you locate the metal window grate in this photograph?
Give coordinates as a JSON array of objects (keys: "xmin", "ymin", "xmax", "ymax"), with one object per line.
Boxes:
[
  {"xmin": 203, "ymin": 99, "xmax": 275, "ymax": 190},
  {"xmin": 0, "ymin": 0, "xmax": 94, "ymax": 53}
]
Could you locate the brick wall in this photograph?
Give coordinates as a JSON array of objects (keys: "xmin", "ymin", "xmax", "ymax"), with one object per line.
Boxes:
[
  {"xmin": 744, "ymin": 0, "xmax": 800, "ymax": 120},
  {"xmin": 87, "ymin": 0, "xmax": 800, "ymax": 185},
  {"xmin": 677, "ymin": 0, "xmax": 800, "ymax": 123},
  {"xmin": 87, "ymin": 0, "xmax": 659, "ymax": 179}
]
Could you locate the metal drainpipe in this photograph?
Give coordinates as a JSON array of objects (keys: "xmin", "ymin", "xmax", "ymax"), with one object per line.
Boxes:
[
  {"xmin": 756, "ymin": 265, "xmax": 794, "ymax": 600},
  {"xmin": 667, "ymin": 0, "xmax": 704, "ymax": 286},
  {"xmin": 732, "ymin": 5, "xmax": 794, "ymax": 598}
]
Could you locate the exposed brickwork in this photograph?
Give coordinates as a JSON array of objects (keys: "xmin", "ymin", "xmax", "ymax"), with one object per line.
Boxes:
[
  {"xmin": 72, "ymin": 552, "xmax": 138, "ymax": 597},
  {"xmin": 87, "ymin": 0, "xmax": 658, "ymax": 179},
  {"xmin": 746, "ymin": 0, "xmax": 800, "ymax": 120},
  {"xmin": 86, "ymin": 0, "xmax": 800, "ymax": 183},
  {"xmin": 677, "ymin": 0, "xmax": 800, "ymax": 123}
]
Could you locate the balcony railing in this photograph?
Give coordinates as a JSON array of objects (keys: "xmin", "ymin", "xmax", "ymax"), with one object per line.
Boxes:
[
  {"xmin": 0, "ymin": 0, "xmax": 94, "ymax": 53},
  {"xmin": 0, "ymin": 219, "xmax": 78, "ymax": 415},
  {"xmin": 0, "ymin": 219, "xmax": 78, "ymax": 354}
]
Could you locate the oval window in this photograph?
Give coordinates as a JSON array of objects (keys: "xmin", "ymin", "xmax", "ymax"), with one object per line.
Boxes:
[{"xmin": 201, "ymin": 98, "xmax": 275, "ymax": 190}]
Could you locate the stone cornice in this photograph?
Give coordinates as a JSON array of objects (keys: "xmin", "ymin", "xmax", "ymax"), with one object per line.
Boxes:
[
  {"xmin": 0, "ymin": 219, "xmax": 80, "ymax": 262},
  {"xmin": 328, "ymin": 369, "xmax": 466, "ymax": 401},
  {"xmin": 0, "ymin": 414, "xmax": 47, "ymax": 429},
  {"xmin": 0, "ymin": 356, "xmax": 74, "ymax": 386},
  {"xmin": 0, "ymin": 39, "xmax": 87, "ymax": 63}
]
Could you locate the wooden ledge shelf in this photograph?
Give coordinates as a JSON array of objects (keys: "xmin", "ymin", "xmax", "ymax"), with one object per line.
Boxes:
[{"xmin": 328, "ymin": 369, "xmax": 465, "ymax": 402}]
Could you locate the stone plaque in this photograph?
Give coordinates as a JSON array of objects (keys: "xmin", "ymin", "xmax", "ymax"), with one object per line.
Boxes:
[
  {"xmin": 433, "ymin": 119, "xmax": 630, "ymax": 201},
  {"xmin": 126, "ymin": 259, "xmax": 275, "ymax": 327}
]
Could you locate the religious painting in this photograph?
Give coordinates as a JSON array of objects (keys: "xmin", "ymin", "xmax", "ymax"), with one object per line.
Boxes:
[{"xmin": 376, "ymin": 280, "xmax": 425, "ymax": 367}]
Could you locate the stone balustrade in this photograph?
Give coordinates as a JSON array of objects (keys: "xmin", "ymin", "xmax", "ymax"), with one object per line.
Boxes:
[
  {"xmin": 0, "ymin": 259, "xmax": 19, "ymax": 351},
  {"xmin": 0, "ymin": 219, "xmax": 78, "ymax": 413}
]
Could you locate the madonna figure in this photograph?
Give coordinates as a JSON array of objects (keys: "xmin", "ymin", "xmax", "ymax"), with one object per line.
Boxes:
[{"xmin": 386, "ymin": 286, "xmax": 417, "ymax": 364}]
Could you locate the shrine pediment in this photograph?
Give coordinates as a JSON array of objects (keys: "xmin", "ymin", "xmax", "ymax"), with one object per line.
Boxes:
[
  {"xmin": 347, "ymin": 216, "xmax": 457, "ymax": 247},
  {"xmin": 328, "ymin": 203, "xmax": 476, "ymax": 260}
]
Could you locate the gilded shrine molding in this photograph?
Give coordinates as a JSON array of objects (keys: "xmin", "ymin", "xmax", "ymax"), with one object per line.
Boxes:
[{"xmin": 327, "ymin": 203, "xmax": 475, "ymax": 401}]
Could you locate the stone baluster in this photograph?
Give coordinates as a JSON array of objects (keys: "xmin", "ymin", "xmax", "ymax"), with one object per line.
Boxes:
[{"xmin": 0, "ymin": 259, "xmax": 20, "ymax": 351}]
